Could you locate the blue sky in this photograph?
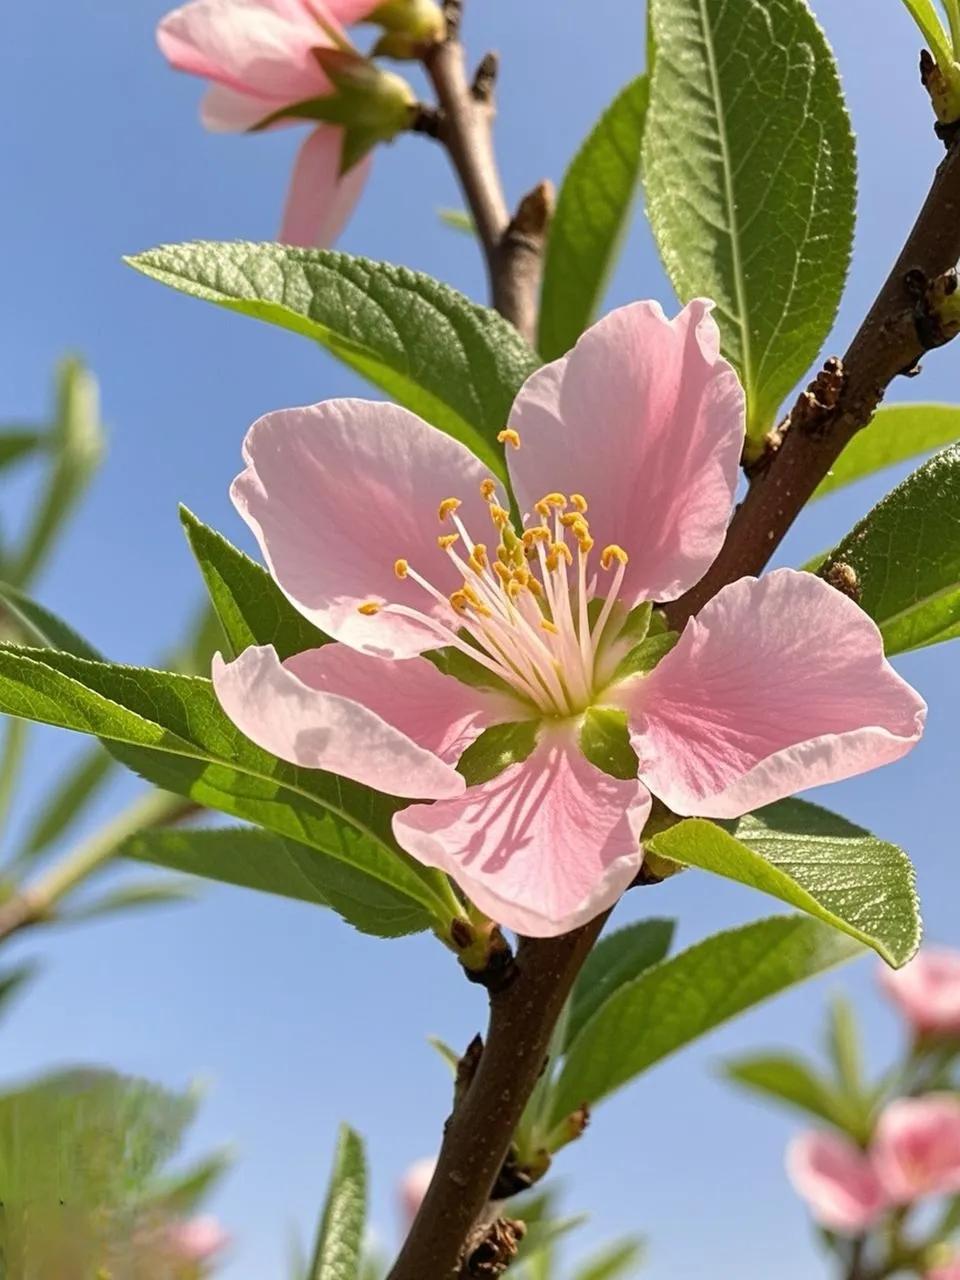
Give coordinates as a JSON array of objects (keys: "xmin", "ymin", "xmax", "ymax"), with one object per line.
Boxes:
[{"xmin": 0, "ymin": 1, "xmax": 958, "ymax": 1276}]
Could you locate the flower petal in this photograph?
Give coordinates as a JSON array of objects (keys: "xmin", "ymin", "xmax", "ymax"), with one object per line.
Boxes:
[
  {"xmin": 232, "ymin": 399, "xmax": 500, "ymax": 658},
  {"xmin": 786, "ymin": 1131, "xmax": 888, "ymax": 1235},
  {"xmin": 313, "ymin": 0, "xmax": 383, "ymax": 22},
  {"xmin": 200, "ymin": 82, "xmax": 279, "ymax": 131},
  {"xmin": 284, "ymin": 643, "xmax": 524, "ymax": 763},
  {"xmin": 508, "ymin": 300, "xmax": 744, "ymax": 603},
  {"xmin": 393, "ymin": 725, "xmax": 650, "ymax": 937},
  {"xmin": 873, "ymin": 1096, "xmax": 960, "ymax": 1203},
  {"xmin": 878, "ymin": 948, "xmax": 960, "ymax": 1036},
  {"xmin": 618, "ymin": 569, "xmax": 926, "ymax": 818},
  {"xmin": 157, "ymin": 0, "xmax": 329, "ymax": 101},
  {"xmin": 279, "ymin": 127, "xmax": 371, "ymax": 247},
  {"xmin": 212, "ymin": 645, "xmax": 465, "ymax": 798}
]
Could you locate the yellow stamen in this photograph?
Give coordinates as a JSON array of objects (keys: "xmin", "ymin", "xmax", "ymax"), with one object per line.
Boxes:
[
  {"xmin": 492, "ymin": 562, "xmax": 512, "ymax": 584},
  {"xmin": 357, "ymin": 601, "xmax": 381, "ymax": 616},
  {"xmin": 480, "ymin": 478, "xmax": 497, "ymax": 501},
  {"xmin": 522, "ymin": 526, "xmax": 551, "ymax": 547},
  {"xmin": 571, "ymin": 493, "xmax": 588, "ymax": 513},
  {"xmin": 551, "ymin": 541, "xmax": 574, "ymax": 568},
  {"xmin": 535, "ymin": 492, "xmax": 567, "ymax": 518},
  {"xmin": 469, "ymin": 543, "xmax": 488, "ymax": 571},
  {"xmin": 497, "ymin": 427, "xmax": 521, "ymax": 450},
  {"xmin": 449, "ymin": 590, "xmax": 469, "ymax": 614},
  {"xmin": 541, "ymin": 618, "xmax": 559, "ymax": 635},
  {"xmin": 489, "ymin": 504, "xmax": 510, "ymax": 529},
  {"xmin": 437, "ymin": 533, "xmax": 460, "ymax": 550},
  {"xmin": 438, "ymin": 497, "xmax": 462, "ymax": 522},
  {"xmin": 507, "ymin": 579, "xmax": 524, "ymax": 600},
  {"xmin": 461, "ymin": 583, "xmax": 483, "ymax": 606},
  {"xmin": 394, "ymin": 558, "xmax": 409, "ymax": 579},
  {"xmin": 600, "ymin": 544, "xmax": 629, "ymax": 569},
  {"xmin": 526, "ymin": 577, "xmax": 544, "ymax": 598}
]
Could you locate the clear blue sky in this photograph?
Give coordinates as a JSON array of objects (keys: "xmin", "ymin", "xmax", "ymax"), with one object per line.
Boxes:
[{"xmin": 0, "ymin": 1, "xmax": 958, "ymax": 1276}]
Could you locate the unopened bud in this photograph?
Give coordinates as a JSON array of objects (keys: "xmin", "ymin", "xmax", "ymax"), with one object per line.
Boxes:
[
  {"xmin": 371, "ymin": 0, "xmax": 446, "ymax": 58},
  {"xmin": 302, "ymin": 48, "xmax": 417, "ymax": 167}
]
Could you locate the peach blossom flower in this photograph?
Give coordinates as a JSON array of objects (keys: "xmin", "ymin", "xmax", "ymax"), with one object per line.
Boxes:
[
  {"xmin": 879, "ymin": 948, "xmax": 960, "ymax": 1036},
  {"xmin": 786, "ymin": 1131, "xmax": 889, "ymax": 1235},
  {"xmin": 398, "ymin": 1157, "xmax": 436, "ymax": 1228},
  {"xmin": 872, "ymin": 1096, "xmax": 960, "ymax": 1203},
  {"xmin": 213, "ymin": 300, "xmax": 926, "ymax": 937}
]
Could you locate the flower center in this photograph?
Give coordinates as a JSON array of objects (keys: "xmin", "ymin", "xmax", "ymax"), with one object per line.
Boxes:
[{"xmin": 369, "ymin": 476, "xmax": 631, "ymax": 718}]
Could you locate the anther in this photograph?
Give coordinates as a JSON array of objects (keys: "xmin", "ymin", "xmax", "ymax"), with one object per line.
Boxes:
[
  {"xmin": 541, "ymin": 618, "xmax": 559, "ymax": 635},
  {"xmin": 449, "ymin": 590, "xmax": 469, "ymax": 613},
  {"xmin": 394, "ymin": 559, "xmax": 409, "ymax": 579},
  {"xmin": 469, "ymin": 543, "xmax": 488, "ymax": 571},
  {"xmin": 497, "ymin": 427, "xmax": 522, "ymax": 450},
  {"xmin": 438, "ymin": 533, "xmax": 460, "ymax": 550},
  {"xmin": 571, "ymin": 493, "xmax": 588, "ymax": 513},
  {"xmin": 357, "ymin": 601, "xmax": 381, "ymax": 616},
  {"xmin": 551, "ymin": 542, "xmax": 574, "ymax": 567},
  {"xmin": 438, "ymin": 497, "xmax": 462, "ymax": 522},
  {"xmin": 489, "ymin": 504, "xmax": 510, "ymax": 528},
  {"xmin": 600, "ymin": 544, "xmax": 629, "ymax": 569},
  {"xmin": 480, "ymin": 478, "xmax": 497, "ymax": 501},
  {"xmin": 522, "ymin": 526, "xmax": 551, "ymax": 546}
]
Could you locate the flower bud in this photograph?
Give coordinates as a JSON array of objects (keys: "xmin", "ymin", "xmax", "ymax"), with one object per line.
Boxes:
[
  {"xmin": 399, "ymin": 1157, "xmax": 437, "ymax": 1229},
  {"xmin": 371, "ymin": 0, "xmax": 446, "ymax": 58}
]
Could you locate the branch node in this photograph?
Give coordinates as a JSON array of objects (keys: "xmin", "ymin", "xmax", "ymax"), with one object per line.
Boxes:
[
  {"xmin": 472, "ymin": 52, "xmax": 499, "ymax": 104},
  {"xmin": 411, "ymin": 104, "xmax": 444, "ymax": 137},
  {"xmin": 787, "ymin": 356, "xmax": 846, "ymax": 439},
  {"xmin": 441, "ymin": 0, "xmax": 462, "ymax": 40},
  {"xmin": 503, "ymin": 180, "xmax": 555, "ymax": 247},
  {"xmin": 460, "ymin": 1217, "xmax": 526, "ymax": 1278},
  {"xmin": 454, "ymin": 1034, "xmax": 485, "ymax": 1108}
]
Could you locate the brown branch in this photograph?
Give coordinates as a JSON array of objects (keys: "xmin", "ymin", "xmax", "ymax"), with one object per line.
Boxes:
[
  {"xmin": 667, "ymin": 134, "xmax": 960, "ymax": 629},
  {"xmin": 386, "ymin": 916, "xmax": 607, "ymax": 1280},
  {"xmin": 422, "ymin": 2, "xmax": 549, "ymax": 344}
]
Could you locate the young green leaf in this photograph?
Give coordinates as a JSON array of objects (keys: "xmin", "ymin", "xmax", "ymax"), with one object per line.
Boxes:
[
  {"xmin": 644, "ymin": 0, "xmax": 856, "ymax": 447},
  {"xmin": 0, "ymin": 581, "xmax": 104, "ymax": 661},
  {"xmin": 180, "ymin": 507, "xmax": 329, "ymax": 661},
  {"xmin": 17, "ymin": 747, "xmax": 115, "ymax": 862},
  {"xmin": 812, "ymin": 404, "xmax": 960, "ymax": 501},
  {"xmin": 647, "ymin": 798, "xmax": 920, "ymax": 967},
  {"xmin": 308, "ymin": 1125, "xmax": 367, "ymax": 1280},
  {"xmin": 573, "ymin": 1238, "xmax": 645, "ymax": 1280},
  {"xmin": 827, "ymin": 995, "xmax": 865, "ymax": 1100},
  {"xmin": 539, "ymin": 76, "xmax": 648, "ymax": 361},
  {"xmin": 820, "ymin": 443, "xmax": 960, "ymax": 654},
  {"xmin": 126, "ymin": 826, "xmax": 431, "ymax": 937},
  {"xmin": 0, "ymin": 429, "xmax": 45, "ymax": 473},
  {"xmin": 566, "ymin": 918, "xmax": 676, "ymax": 1048},
  {"xmin": 722, "ymin": 1053, "xmax": 863, "ymax": 1134},
  {"xmin": 551, "ymin": 916, "xmax": 862, "ymax": 1121},
  {"xmin": 127, "ymin": 243, "xmax": 542, "ymax": 481}
]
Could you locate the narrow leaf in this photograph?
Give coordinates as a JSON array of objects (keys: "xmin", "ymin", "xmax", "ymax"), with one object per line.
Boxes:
[
  {"xmin": 0, "ymin": 429, "xmax": 45, "ymax": 472},
  {"xmin": 722, "ymin": 1053, "xmax": 859, "ymax": 1131},
  {"xmin": 0, "ymin": 581, "xmax": 104, "ymax": 661},
  {"xmin": 813, "ymin": 404, "xmax": 960, "ymax": 500},
  {"xmin": 128, "ymin": 243, "xmax": 542, "ymax": 480},
  {"xmin": 539, "ymin": 76, "xmax": 648, "ymax": 361},
  {"xmin": 644, "ymin": 0, "xmax": 856, "ymax": 442},
  {"xmin": 18, "ymin": 747, "xmax": 115, "ymax": 860},
  {"xmin": 308, "ymin": 1125, "xmax": 367, "ymax": 1280},
  {"xmin": 551, "ymin": 916, "xmax": 861, "ymax": 1121},
  {"xmin": 566, "ymin": 919, "xmax": 676, "ymax": 1048},
  {"xmin": 573, "ymin": 1239, "xmax": 645, "ymax": 1280}
]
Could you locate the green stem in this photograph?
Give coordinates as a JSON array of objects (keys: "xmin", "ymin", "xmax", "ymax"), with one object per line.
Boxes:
[
  {"xmin": 0, "ymin": 718, "xmax": 28, "ymax": 856},
  {"xmin": 0, "ymin": 789, "xmax": 191, "ymax": 943},
  {"xmin": 945, "ymin": 0, "xmax": 960, "ymax": 57}
]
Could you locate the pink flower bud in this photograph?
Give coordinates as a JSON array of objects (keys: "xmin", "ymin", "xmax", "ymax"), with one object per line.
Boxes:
[
  {"xmin": 398, "ymin": 1157, "xmax": 436, "ymax": 1228},
  {"xmin": 879, "ymin": 949, "xmax": 960, "ymax": 1036},
  {"xmin": 786, "ymin": 1131, "xmax": 888, "ymax": 1235},
  {"xmin": 165, "ymin": 1216, "xmax": 230, "ymax": 1263},
  {"xmin": 872, "ymin": 1096, "xmax": 960, "ymax": 1203}
]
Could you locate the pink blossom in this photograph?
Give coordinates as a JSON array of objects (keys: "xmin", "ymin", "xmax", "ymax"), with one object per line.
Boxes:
[
  {"xmin": 927, "ymin": 1261, "xmax": 960, "ymax": 1280},
  {"xmin": 786, "ymin": 1131, "xmax": 889, "ymax": 1235},
  {"xmin": 164, "ymin": 1215, "xmax": 230, "ymax": 1262},
  {"xmin": 398, "ymin": 1157, "xmax": 436, "ymax": 1227},
  {"xmin": 212, "ymin": 300, "xmax": 926, "ymax": 937},
  {"xmin": 156, "ymin": 0, "xmax": 401, "ymax": 245},
  {"xmin": 879, "ymin": 948, "xmax": 960, "ymax": 1036},
  {"xmin": 872, "ymin": 1096, "xmax": 960, "ymax": 1203}
]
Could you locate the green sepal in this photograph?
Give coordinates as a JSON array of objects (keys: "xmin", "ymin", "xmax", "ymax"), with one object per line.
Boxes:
[
  {"xmin": 611, "ymin": 630, "xmax": 679, "ymax": 683},
  {"xmin": 457, "ymin": 720, "xmax": 540, "ymax": 786},
  {"xmin": 424, "ymin": 644, "xmax": 518, "ymax": 698},
  {"xmin": 580, "ymin": 707, "xmax": 638, "ymax": 781}
]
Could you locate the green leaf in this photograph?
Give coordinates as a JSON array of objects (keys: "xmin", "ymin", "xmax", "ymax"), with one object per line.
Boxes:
[
  {"xmin": 438, "ymin": 208, "xmax": 475, "ymax": 235},
  {"xmin": 827, "ymin": 994, "xmax": 864, "ymax": 1098},
  {"xmin": 551, "ymin": 915, "xmax": 861, "ymax": 1121},
  {"xmin": 308, "ymin": 1125, "xmax": 367, "ymax": 1280},
  {"xmin": 579, "ymin": 708, "xmax": 638, "ymax": 781},
  {"xmin": 457, "ymin": 720, "xmax": 540, "ymax": 786},
  {"xmin": 128, "ymin": 243, "xmax": 542, "ymax": 481},
  {"xmin": 0, "ymin": 646, "xmax": 455, "ymax": 931},
  {"xmin": 820, "ymin": 443, "xmax": 960, "ymax": 654},
  {"xmin": 145, "ymin": 1148, "xmax": 232, "ymax": 1216},
  {"xmin": 18, "ymin": 747, "xmax": 115, "ymax": 861},
  {"xmin": 721, "ymin": 1053, "xmax": 860, "ymax": 1131},
  {"xmin": 8, "ymin": 360, "xmax": 104, "ymax": 588},
  {"xmin": 566, "ymin": 919, "xmax": 676, "ymax": 1049},
  {"xmin": 180, "ymin": 507, "xmax": 329, "ymax": 661},
  {"xmin": 0, "ymin": 429, "xmax": 44, "ymax": 472},
  {"xmin": 60, "ymin": 879, "xmax": 196, "ymax": 923},
  {"xmin": 609, "ymin": 630, "xmax": 678, "ymax": 683},
  {"xmin": 0, "ymin": 964, "xmax": 36, "ymax": 1020},
  {"xmin": 643, "ymin": 0, "xmax": 856, "ymax": 444},
  {"xmin": 647, "ymin": 798, "xmax": 919, "ymax": 967},
  {"xmin": 0, "ymin": 581, "xmax": 104, "ymax": 661},
  {"xmin": 812, "ymin": 405, "xmax": 960, "ymax": 501},
  {"xmin": 539, "ymin": 76, "xmax": 648, "ymax": 361},
  {"xmin": 127, "ymin": 826, "xmax": 430, "ymax": 937},
  {"xmin": 900, "ymin": 0, "xmax": 954, "ymax": 68},
  {"xmin": 573, "ymin": 1239, "xmax": 645, "ymax": 1280}
]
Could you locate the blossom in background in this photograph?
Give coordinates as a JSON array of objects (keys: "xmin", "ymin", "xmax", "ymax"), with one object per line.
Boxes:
[
  {"xmin": 872, "ymin": 1097, "xmax": 960, "ymax": 1203},
  {"xmin": 786, "ymin": 1131, "xmax": 888, "ymax": 1234},
  {"xmin": 398, "ymin": 1157, "xmax": 436, "ymax": 1228},
  {"xmin": 157, "ymin": 0, "xmax": 430, "ymax": 246},
  {"xmin": 879, "ymin": 947, "xmax": 960, "ymax": 1036},
  {"xmin": 164, "ymin": 1216, "xmax": 230, "ymax": 1264},
  {"xmin": 928, "ymin": 1260, "xmax": 960, "ymax": 1280},
  {"xmin": 212, "ymin": 299, "xmax": 926, "ymax": 937}
]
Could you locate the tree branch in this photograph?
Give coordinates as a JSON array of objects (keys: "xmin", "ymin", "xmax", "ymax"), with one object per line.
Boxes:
[
  {"xmin": 386, "ymin": 916, "xmax": 607, "ymax": 1280},
  {"xmin": 422, "ymin": 2, "xmax": 549, "ymax": 344},
  {"xmin": 667, "ymin": 135, "xmax": 960, "ymax": 629}
]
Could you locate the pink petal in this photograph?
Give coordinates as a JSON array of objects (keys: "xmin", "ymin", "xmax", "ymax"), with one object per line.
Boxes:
[
  {"xmin": 200, "ymin": 82, "xmax": 279, "ymax": 131},
  {"xmin": 873, "ymin": 1097, "xmax": 960, "ymax": 1203},
  {"xmin": 164, "ymin": 1217, "xmax": 230, "ymax": 1262},
  {"xmin": 313, "ymin": 0, "xmax": 383, "ymax": 21},
  {"xmin": 398, "ymin": 1157, "xmax": 436, "ymax": 1229},
  {"xmin": 232, "ymin": 399, "xmax": 500, "ymax": 659},
  {"xmin": 284, "ymin": 643, "xmax": 525, "ymax": 763},
  {"xmin": 393, "ymin": 726, "xmax": 650, "ymax": 937},
  {"xmin": 279, "ymin": 127, "xmax": 372, "ymax": 247},
  {"xmin": 157, "ymin": 0, "xmax": 329, "ymax": 103},
  {"xmin": 508, "ymin": 300, "xmax": 744, "ymax": 604},
  {"xmin": 617, "ymin": 569, "xmax": 926, "ymax": 818},
  {"xmin": 786, "ymin": 1132, "xmax": 888, "ymax": 1235},
  {"xmin": 212, "ymin": 645, "xmax": 465, "ymax": 798},
  {"xmin": 878, "ymin": 948, "xmax": 960, "ymax": 1036}
]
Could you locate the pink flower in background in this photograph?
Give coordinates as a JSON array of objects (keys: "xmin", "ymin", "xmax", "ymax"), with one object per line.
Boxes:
[
  {"xmin": 212, "ymin": 299, "xmax": 926, "ymax": 937},
  {"xmin": 928, "ymin": 1261, "xmax": 960, "ymax": 1280},
  {"xmin": 879, "ymin": 948, "xmax": 960, "ymax": 1036},
  {"xmin": 398, "ymin": 1157, "xmax": 436, "ymax": 1228},
  {"xmin": 164, "ymin": 1216, "xmax": 230, "ymax": 1263},
  {"xmin": 157, "ymin": 0, "xmax": 416, "ymax": 246},
  {"xmin": 872, "ymin": 1097, "xmax": 960, "ymax": 1203},
  {"xmin": 786, "ymin": 1131, "xmax": 889, "ymax": 1234}
]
